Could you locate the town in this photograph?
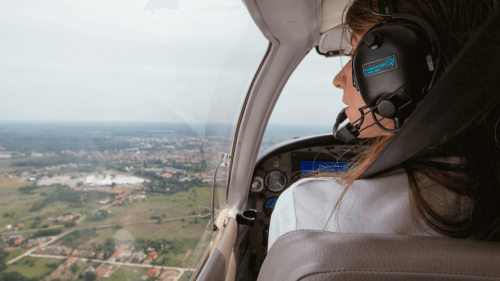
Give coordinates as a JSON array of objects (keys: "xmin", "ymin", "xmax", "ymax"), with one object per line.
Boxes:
[{"xmin": 0, "ymin": 126, "xmax": 230, "ymax": 281}]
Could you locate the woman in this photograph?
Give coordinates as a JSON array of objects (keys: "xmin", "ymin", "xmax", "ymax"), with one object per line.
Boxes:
[{"xmin": 268, "ymin": 0, "xmax": 500, "ymax": 251}]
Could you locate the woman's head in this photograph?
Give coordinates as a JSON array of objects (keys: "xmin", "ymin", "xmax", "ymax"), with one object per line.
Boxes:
[
  {"xmin": 334, "ymin": 0, "xmax": 500, "ymax": 138},
  {"xmin": 332, "ymin": 33, "xmax": 394, "ymax": 138},
  {"xmin": 330, "ymin": 0, "xmax": 500, "ymax": 241}
]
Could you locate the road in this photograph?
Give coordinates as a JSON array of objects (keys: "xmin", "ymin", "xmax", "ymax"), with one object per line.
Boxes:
[
  {"xmin": 4, "ymin": 190, "xmax": 202, "ymax": 280},
  {"xmin": 28, "ymin": 254, "xmax": 195, "ymax": 281},
  {"xmin": 75, "ymin": 215, "xmax": 86, "ymax": 224},
  {"xmin": 177, "ymin": 189, "xmax": 196, "ymax": 210},
  {"xmin": 6, "ymin": 229, "xmax": 74, "ymax": 265},
  {"xmin": 4, "ymin": 213, "xmax": 202, "ymax": 265}
]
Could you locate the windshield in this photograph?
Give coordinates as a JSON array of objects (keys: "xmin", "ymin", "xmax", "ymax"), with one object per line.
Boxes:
[
  {"xmin": 0, "ymin": 1, "xmax": 267, "ymax": 280},
  {"xmin": 260, "ymin": 54, "xmax": 346, "ymax": 152}
]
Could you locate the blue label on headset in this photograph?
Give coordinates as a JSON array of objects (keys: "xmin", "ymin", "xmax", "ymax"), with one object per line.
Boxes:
[{"xmin": 362, "ymin": 55, "xmax": 399, "ymax": 77}]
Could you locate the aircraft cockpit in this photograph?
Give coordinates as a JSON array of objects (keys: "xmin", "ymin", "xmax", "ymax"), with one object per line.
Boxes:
[{"xmin": 3, "ymin": 0, "xmax": 500, "ymax": 281}]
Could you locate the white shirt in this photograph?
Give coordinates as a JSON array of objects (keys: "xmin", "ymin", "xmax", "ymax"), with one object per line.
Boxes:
[{"xmin": 268, "ymin": 170, "xmax": 439, "ymax": 251}]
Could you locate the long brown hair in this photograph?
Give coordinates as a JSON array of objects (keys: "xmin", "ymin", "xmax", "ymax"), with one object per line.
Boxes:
[{"xmin": 331, "ymin": 0, "xmax": 500, "ymax": 240}]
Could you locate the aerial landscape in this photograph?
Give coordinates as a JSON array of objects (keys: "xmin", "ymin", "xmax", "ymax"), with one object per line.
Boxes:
[
  {"xmin": 0, "ymin": 121, "xmax": 330, "ymax": 281},
  {"xmin": 0, "ymin": 122, "xmax": 234, "ymax": 281}
]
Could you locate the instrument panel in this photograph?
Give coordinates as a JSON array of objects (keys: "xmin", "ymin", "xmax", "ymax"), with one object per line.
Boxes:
[{"xmin": 245, "ymin": 134, "xmax": 368, "ymax": 273}]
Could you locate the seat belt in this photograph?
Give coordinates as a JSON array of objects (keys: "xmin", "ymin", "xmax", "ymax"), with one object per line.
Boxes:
[{"xmin": 360, "ymin": 6, "xmax": 500, "ymax": 178}]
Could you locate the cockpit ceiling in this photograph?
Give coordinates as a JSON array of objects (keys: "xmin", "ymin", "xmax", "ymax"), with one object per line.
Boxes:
[
  {"xmin": 245, "ymin": 0, "xmax": 350, "ymax": 45},
  {"xmin": 320, "ymin": 0, "xmax": 351, "ymax": 33}
]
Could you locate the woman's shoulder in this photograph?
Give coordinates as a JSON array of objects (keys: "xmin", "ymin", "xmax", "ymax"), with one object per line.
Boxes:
[
  {"xmin": 284, "ymin": 170, "xmax": 408, "ymax": 200},
  {"xmin": 276, "ymin": 177, "xmax": 344, "ymax": 208}
]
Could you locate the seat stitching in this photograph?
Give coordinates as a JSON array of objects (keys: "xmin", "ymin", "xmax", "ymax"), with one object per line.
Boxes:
[
  {"xmin": 298, "ymin": 270, "xmax": 500, "ymax": 280},
  {"xmin": 274, "ymin": 229, "xmax": 500, "ymax": 246}
]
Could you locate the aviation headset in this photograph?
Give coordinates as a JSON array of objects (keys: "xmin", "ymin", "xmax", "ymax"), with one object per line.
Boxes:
[{"xmin": 333, "ymin": 0, "xmax": 441, "ymax": 142}]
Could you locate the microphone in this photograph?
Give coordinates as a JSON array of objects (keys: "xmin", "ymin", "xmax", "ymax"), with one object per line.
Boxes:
[{"xmin": 333, "ymin": 108, "xmax": 360, "ymax": 143}]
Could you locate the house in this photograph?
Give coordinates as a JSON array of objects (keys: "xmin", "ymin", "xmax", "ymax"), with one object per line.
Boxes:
[
  {"xmin": 158, "ymin": 269, "xmax": 180, "ymax": 280},
  {"xmin": 161, "ymin": 172, "xmax": 173, "ymax": 178},
  {"xmin": 147, "ymin": 251, "xmax": 158, "ymax": 260},
  {"xmin": 13, "ymin": 237, "xmax": 24, "ymax": 246},
  {"xmin": 72, "ymin": 249, "xmax": 78, "ymax": 256},
  {"xmin": 99, "ymin": 199, "xmax": 110, "ymax": 205},
  {"xmin": 84, "ymin": 266, "xmax": 95, "ymax": 273},
  {"xmin": 96, "ymin": 264, "xmax": 114, "ymax": 278},
  {"xmin": 65, "ymin": 257, "xmax": 76, "ymax": 265},
  {"xmin": 145, "ymin": 267, "xmax": 160, "ymax": 277},
  {"xmin": 17, "ymin": 223, "xmax": 25, "ymax": 229},
  {"xmin": 64, "ymin": 248, "xmax": 73, "ymax": 256},
  {"xmin": 112, "ymin": 250, "xmax": 123, "ymax": 258},
  {"xmin": 131, "ymin": 251, "xmax": 146, "ymax": 263},
  {"xmin": 96, "ymin": 252, "xmax": 104, "ymax": 260},
  {"xmin": 103, "ymin": 265, "xmax": 115, "ymax": 278},
  {"xmin": 95, "ymin": 265, "xmax": 103, "ymax": 275}
]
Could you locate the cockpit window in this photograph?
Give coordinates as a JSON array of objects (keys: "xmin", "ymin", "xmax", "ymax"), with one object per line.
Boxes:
[
  {"xmin": 0, "ymin": 1, "xmax": 267, "ymax": 280},
  {"xmin": 260, "ymin": 54, "xmax": 347, "ymax": 152}
]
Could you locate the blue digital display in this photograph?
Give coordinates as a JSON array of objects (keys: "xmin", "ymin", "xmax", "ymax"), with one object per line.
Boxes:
[
  {"xmin": 265, "ymin": 198, "xmax": 277, "ymax": 208},
  {"xmin": 300, "ymin": 161, "xmax": 352, "ymax": 174}
]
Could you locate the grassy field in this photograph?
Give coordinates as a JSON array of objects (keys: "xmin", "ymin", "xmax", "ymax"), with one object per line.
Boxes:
[
  {"xmin": 0, "ymin": 155, "xmax": 57, "ymax": 173},
  {"xmin": 0, "ymin": 163, "xmax": 216, "ymax": 270},
  {"xmin": 0, "ymin": 159, "xmax": 27, "ymax": 173},
  {"xmin": 179, "ymin": 271, "xmax": 194, "ymax": 281},
  {"xmin": 4, "ymin": 248, "xmax": 28, "ymax": 261},
  {"xmin": 5, "ymin": 256, "xmax": 62, "ymax": 279},
  {"xmin": 0, "ymin": 178, "xmax": 104, "ymax": 232},
  {"xmin": 0, "ymin": 178, "xmax": 42, "ymax": 229},
  {"xmin": 76, "ymin": 186, "xmax": 211, "ymax": 228},
  {"xmin": 184, "ymin": 227, "xmax": 212, "ymax": 268},
  {"xmin": 107, "ymin": 266, "xmax": 148, "ymax": 281}
]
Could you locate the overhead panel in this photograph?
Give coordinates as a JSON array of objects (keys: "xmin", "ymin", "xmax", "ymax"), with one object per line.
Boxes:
[{"xmin": 320, "ymin": 0, "xmax": 351, "ymax": 34}]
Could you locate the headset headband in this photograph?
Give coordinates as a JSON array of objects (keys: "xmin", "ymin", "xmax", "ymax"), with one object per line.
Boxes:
[{"xmin": 377, "ymin": 0, "xmax": 397, "ymax": 14}]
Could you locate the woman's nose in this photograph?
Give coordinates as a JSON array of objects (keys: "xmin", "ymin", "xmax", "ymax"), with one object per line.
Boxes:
[{"xmin": 333, "ymin": 64, "xmax": 348, "ymax": 90}]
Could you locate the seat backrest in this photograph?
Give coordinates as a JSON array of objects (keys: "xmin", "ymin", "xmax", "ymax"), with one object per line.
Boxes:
[{"xmin": 258, "ymin": 230, "xmax": 500, "ymax": 281}]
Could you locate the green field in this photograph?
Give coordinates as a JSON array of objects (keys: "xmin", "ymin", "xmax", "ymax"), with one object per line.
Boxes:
[
  {"xmin": 0, "ymin": 178, "xmax": 104, "ymax": 232},
  {"xmin": 179, "ymin": 271, "xmax": 194, "ymax": 281},
  {"xmin": 5, "ymin": 257, "xmax": 62, "ymax": 279},
  {"xmin": 96, "ymin": 187, "xmax": 211, "ymax": 225},
  {"xmin": 0, "ymin": 161, "xmax": 216, "ymax": 270},
  {"xmin": 5, "ymin": 248, "xmax": 28, "ymax": 262},
  {"xmin": 107, "ymin": 266, "xmax": 148, "ymax": 281},
  {"xmin": 0, "ymin": 155, "xmax": 59, "ymax": 173}
]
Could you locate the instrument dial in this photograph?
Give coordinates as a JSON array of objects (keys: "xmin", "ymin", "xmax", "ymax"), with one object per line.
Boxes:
[{"xmin": 264, "ymin": 170, "xmax": 287, "ymax": 192}]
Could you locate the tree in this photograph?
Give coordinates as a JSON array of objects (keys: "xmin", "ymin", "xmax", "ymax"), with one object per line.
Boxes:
[
  {"xmin": 70, "ymin": 262, "xmax": 79, "ymax": 273},
  {"xmin": 0, "ymin": 247, "xmax": 8, "ymax": 272},
  {"xmin": 64, "ymin": 221, "xmax": 77, "ymax": 227},
  {"xmin": 85, "ymin": 272, "xmax": 97, "ymax": 281}
]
